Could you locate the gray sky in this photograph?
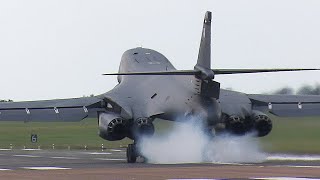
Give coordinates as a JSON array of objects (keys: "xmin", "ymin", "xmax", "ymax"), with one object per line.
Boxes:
[{"xmin": 1, "ymin": 0, "xmax": 320, "ymax": 101}]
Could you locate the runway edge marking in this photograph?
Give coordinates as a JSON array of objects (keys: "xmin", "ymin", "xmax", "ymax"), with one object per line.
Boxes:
[
  {"xmin": 0, "ymin": 168, "xmax": 12, "ymax": 171},
  {"xmin": 21, "ymin": 167, "xmax": 72, "ymax": 170},
  {"xmin": 252, "ymin": 177, "xmax": 319, "ymax": 180},
  {"xmin": 13, "ymin": 155, "xmax": 41, "ymax": 158},
  {"xmin": 50, "ymin": 156, "xmax": 80, "ymax": 160},
  {"xmin": 95, "ymin": 158, "xmax": 126, "ymax": 161}
]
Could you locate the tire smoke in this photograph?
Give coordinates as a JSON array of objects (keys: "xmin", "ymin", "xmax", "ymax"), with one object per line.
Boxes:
[{"xmin": 138, "ymin": 118, "xmax": 267, "ymax": 164}]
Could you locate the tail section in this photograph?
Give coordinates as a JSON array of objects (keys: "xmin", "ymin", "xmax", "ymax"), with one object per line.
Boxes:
[
  {"xmin": 102, "ymin": 11, "xmax": 319, "ymax": 79},
  {"xmin": 194, "ymin": 11, "xmax": 214, "ymax": 80}
]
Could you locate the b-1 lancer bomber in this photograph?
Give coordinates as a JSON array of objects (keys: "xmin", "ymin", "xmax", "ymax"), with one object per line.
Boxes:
[{"xmin": 1, "ymin": 11, "xmax": 320, "ymax": 163}]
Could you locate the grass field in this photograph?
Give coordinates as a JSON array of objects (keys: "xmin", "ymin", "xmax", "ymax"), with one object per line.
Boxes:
[
  {"xmin": 0, "ymin": 119, "xmax": 131, "ymax": 150},
  {"xmin": 0, "ymin": 116, "xmax": 320, "ymax": 153},
  {"xmin": 261, "ymin": 115, "xmax": 320, "ymax": 154}
]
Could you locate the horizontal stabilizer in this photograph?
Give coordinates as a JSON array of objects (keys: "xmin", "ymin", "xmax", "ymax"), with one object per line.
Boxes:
[
  {"xmin": 212, "ymin": 68, "xmax": 320, "ymax": 75},
  {"xmin": 103, "ymin": 68, "xmax": 320, "ymax": 76},
  {"xmin": 103, "ymin": 70, "xmax": 198, "ymax": 76}
]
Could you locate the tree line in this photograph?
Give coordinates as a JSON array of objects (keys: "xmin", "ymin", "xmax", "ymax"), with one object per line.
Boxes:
[
  {"xmin": 0, "ymin": 99, "xmax": 13, "ymax": 102},
  {"xmin": 271, "ymin": 84, "xmax": 320, "ymax": 95}
]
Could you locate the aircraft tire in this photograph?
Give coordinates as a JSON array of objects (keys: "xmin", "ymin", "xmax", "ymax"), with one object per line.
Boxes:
[{"xmin": 127, "ymin": 144, "xmax": 137, "ymax": 163}]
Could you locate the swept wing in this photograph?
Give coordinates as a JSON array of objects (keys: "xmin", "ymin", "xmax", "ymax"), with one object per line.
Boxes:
[
  {"xmin": 0, "ymin": 97, "xmax": 104, "ymax": 122},
  {"xmin": 248, "ymin": 94, "xmax": 320, "ymax": 117}
]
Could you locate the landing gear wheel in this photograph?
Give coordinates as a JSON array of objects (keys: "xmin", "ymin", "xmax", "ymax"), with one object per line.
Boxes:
[{"xmin": 127, "ymin": 144, "xmax": 137, "ymax": 163}]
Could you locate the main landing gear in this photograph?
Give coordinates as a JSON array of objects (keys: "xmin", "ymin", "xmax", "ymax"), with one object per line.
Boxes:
[
  {"xmin": 126, "ymin": 141, "xmax": 147, "ymax": 163},
  {"xmin": 126, "ymin": 143, "xmax": 137, "ymax": 163}
]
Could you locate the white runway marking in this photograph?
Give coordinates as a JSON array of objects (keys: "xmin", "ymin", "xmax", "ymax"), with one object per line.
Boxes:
[
  {"xmin": 168, "ymin": 179, "xmax": 218, "ymax": 180},
  {"xmin": 13, "ymin": 155, "xmax": 41, "ymax": 158},
  {"xmin": 274, "ymin": 165, "xmax": 320, "ymax": 168},
  {"xmin": 22, "ymin": 149, "xmax": 41, "ymax": 151},
  {"xmin": 168, "ymin": 179, "xmax": 219, "ymax": 180},
  {"xmin": 0, "ymin": 168, "xmax": 11, "ymax": 171},
  {"xmin": 253, "ymin": 177, "xmax": 318, "ymax": 180},
  {"xmin": 267, "ymin": 154, "xmax": 320, "ymax": 161},
  {"xmin": 50, "ymin": 156, "xmax": 80, "ymax": 160},
  {"xmin": 22, "ymin": 167, "xmax": 71, "ymax": 170},
  {"xmin": 110, "ymin": 149, "xmax": 123, "ymax": 152},
  {"xmin": 212, "ymin": 162, "xmax": 253, "ymax": 166},
  {"xmin": 87, "ymin": 152, "xmax": 112, "ymax": 155},
  {"xmin": 0, "ymin": 149, "xmax": 11, "ymax": 151},
  {"xmin": 95, "ymin": 158, "xmax": 126, "ymax": 161}
]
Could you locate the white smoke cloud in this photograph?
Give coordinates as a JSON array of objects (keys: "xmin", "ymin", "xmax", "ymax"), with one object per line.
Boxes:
[{"xmin": 138, "ymin": 118, "xmax": 267, "ymax": 164}]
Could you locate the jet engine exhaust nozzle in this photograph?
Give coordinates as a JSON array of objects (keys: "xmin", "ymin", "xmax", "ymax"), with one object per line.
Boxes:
[
  {"xmin": 133, "ymin": 117, "xmax": 155, "ymax": 138},
  {"xmin": 98, "ymin": 113, "xmax": 128, "ymax": 141},
  {"xmin": 252, "ymin": 112, "xmax": 272, "ymax": 137},
  {"xmin": 226, "ymin": 115, "xmax": 246, "ymax": 135}
]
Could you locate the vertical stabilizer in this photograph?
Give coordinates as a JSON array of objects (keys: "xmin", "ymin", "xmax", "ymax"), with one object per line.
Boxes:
[{"xmin": 194, "ymin": 11, "xmax": 214, "ymax": 80}]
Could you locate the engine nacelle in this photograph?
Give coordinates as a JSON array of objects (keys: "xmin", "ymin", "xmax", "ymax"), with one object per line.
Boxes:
[
  {"xmin": 131, "ymin": 117, "xmax": 155, "ymax": 139},
  {"xmin": 225, "ymin": 115, "xmax": 254, "ymax": 135},
  {"xmin": 251, "ymin": 111, "xmax": 272, "ymax": 137},
  {"xmin": 98, "ymin": 113, "xmax": 128, "ymax": 141}
]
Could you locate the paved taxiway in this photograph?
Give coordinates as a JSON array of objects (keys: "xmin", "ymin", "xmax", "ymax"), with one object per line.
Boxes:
[{"xmin": 0, "ymin": 149, "xmax": 320, "ymax": 179}]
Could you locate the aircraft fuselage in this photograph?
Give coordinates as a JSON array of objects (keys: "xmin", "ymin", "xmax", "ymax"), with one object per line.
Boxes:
[{"xmin": 106, "ymin": 47, "xmax": 222, "ymax": 127}]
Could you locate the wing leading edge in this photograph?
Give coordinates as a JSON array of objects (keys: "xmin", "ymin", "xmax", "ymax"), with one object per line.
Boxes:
[
  {"xmin": 248, "ymin": 94, "xmax": 320, "ymax": 117},
  {"xmin": 0, "ymin": 97, "xmax": 104, "ymax": 122},
  {"xmin": 103, "ymin": 68, "xmax": 320, "ymax": 76}
]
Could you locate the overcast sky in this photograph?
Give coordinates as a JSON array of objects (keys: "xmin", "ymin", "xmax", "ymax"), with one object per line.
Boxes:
[{"xmin": 1, "ymin": 0, "xmax": 320, "ymax": 101}]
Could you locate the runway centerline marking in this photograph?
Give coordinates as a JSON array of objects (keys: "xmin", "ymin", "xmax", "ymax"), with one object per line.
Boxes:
[
  {"xmin": 0, "ymin": 149, "xmax": 11, "ymax": 151},
  {"xmin": 21, "ymin": 167, "xmax": 71, "ymax": 170},
  {"xmin": 50, "ymin": 156, "xmax": 80, "ymax": 160},
  {"xmin": 13, "ymin": 155, "xmax": 42, "ymax": 158}
]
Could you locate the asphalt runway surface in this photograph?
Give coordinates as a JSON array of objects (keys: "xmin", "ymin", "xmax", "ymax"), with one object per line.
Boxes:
[{"xmin": 0, "ymin": 149, "xmax": 320, "ymax": 180}]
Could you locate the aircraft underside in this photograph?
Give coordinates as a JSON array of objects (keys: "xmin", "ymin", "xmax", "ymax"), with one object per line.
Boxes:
[{"xmin": 97, "ymin": 105, "xmax": 273, "ymax": 163}]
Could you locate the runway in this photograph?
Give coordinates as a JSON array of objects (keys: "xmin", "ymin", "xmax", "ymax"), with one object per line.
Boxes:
[{"xmin": 0, "ymin": 149, "xmax": 320, "ymax": 180}]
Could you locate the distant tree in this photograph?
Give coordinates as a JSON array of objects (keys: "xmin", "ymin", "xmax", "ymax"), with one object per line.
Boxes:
[
  {"xmin": 314, "ymin": 85, "xmax": 320, "ymax": 95},
  {"xmin": 297, "ymin": 84, "xmax": 320, "ymax": 95},
  {"xmin": 297, "ymin": 85, "xmax": 313, "ymax": 95},
  {"xmin": 82, "ymin": 94, "xmax": 95, "ymax": 97},
  {"xmin": 0, "ymin": 99, "xmax": 13, "ymax": 102},
  {"xmin": 272, "ymin": 87, "xmax": 294, "ymax": 95}
]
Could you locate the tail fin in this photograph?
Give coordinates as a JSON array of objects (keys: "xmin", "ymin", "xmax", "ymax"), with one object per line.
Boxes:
[{"xmin": 194, "ymin": 11, "xmax": 214, "ymax": 80}]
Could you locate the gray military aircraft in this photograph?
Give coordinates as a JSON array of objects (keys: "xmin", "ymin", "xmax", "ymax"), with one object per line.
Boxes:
[{"xmin": 1, "ymin": 11, "xmax": 320, "ymax": 163}]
